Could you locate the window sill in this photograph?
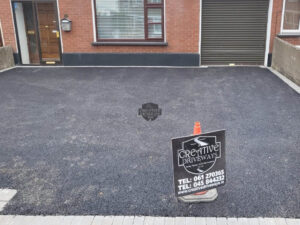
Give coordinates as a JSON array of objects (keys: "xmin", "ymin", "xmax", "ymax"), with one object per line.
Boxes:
[
  {"xmin": 278, "ymin": 32, "xmax": 300, "ymax": 37},
  {"xmin": 91, "ymin": 41, "xmax": 168, "ymax": 46}
]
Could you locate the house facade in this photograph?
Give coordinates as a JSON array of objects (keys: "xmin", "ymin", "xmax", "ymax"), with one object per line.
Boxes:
[{"xmin": 0, "ymin": 0, "xmax": 299, "ymax": 66}]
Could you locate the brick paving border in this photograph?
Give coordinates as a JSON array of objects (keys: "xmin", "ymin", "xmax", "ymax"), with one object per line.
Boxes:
[{"xmin": 0, "ymin": 216, "xmax": 299, "ymax": 225}]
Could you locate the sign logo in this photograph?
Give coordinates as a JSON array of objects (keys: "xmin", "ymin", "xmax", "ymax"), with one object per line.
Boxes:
[
  {"xmin": 138, "ymin": 103, "xmax": 162, "ymax": 121},
  {"xmin": 178, "ymin": 136, "xmax": 221, "ymax": 174},
  {"xmin": 172, "ymin": 130, "xmax": 226, "ymax": 196}
]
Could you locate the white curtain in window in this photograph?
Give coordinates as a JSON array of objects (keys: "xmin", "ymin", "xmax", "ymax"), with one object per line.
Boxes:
[{"xmin": 96, "ymin": 0, "xmax": 145, "ymax": 39}]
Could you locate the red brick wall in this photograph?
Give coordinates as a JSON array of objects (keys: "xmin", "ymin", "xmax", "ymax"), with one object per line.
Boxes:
[
  {"xmin": 281, "ymin": 37, "xmax": 300, "ymax": 45},
  {"xmin": 1, "ymin": 0, "xmax": 297, "ymax": 56},
  {"xmin": 58, "ymin": 0, "xmax": 200, "ymax": 53},
  {"xmin": 269, "ymin": 0, "xmax": 283, "ymax": 52},
  {"xmin": 0, "ymin": 0, "xmax": 17, "ymax": 52}
]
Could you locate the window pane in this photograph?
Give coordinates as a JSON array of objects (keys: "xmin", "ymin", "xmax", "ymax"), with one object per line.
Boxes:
[
  {"xmin": 96, "ymin": 0, "xmax": 145, "ymax": 39},
  {"xmin": 147, "ymin": 0, "xmax": 162, "ymax": 4},
  {"xmin": 148, "ymin": 24, "xmax": 162, "ymax": 38},
  {"xmin": 283, "ymin": 0, "xmax": 300, "ymax": 30},
  {"xmin": 147, "ymin": 8, "xmax": 162, "ymax": 23}
]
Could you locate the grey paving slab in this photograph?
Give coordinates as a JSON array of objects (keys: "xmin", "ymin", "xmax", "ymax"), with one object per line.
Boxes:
[
  {"xmin": 195, "ymin": 218, "xmax": 206, "ymax": 225},
  {"xmin": 263, "ymin": 218, "xmax": 277, "ymax": 225},
  {"xmin": 206, "ymin": 217, "xmax": 217, "ymax": 225},
  {"xmin": 154, "ymin": 217, "xmax": 165, "ymax": 225},
  {"xmin": 165, "ymin": 217, "xmax": 175, "ymax": 225},
  {"xmin": 274, "ymin": 218, "xmax": 287, "ymax": 225},
  {"xmin": 112, "ymin": 216, "xmax": 124, "ymax": 225},
  {"xmin": 123, "ymin": 216, "xmax": 134, "ymax": 225},
  {"xmin": 23, "ymin": 216, "xmax": 41, "ymax": 224},
  {"xmin": 26, "ymin": 216, "xmax": 50, "ymax": 225},
  {"xmin": 237, "ymin": 218, "xmax": 249, "ymax": 225},
  {"xmin": 216, "ymin": 217, "xmax": 227, "ymax": 225},
  {"xmin": 186, "ymin": 217, "xmax": 196, "ymax": 225},
  {"xmin": 175, "ymin": 217, "xmax": 185, "ymax": 225},
  {"xmin": 71, "ymin": 216, "xmax": 94, "ymax": 225},
  {"xmin": 30, "ymin": 216, "xmax": 54, "ymax": 225},
  {"xmin": 26, "ymin": 216, "xmax": 57, "ymax": 225},
  {"xmin": 285, "ymin": 219, "xmax": 300, "ymax": 225},
  {"xmin": 227, "ymin": 218, "xmax": 238, "ymax": 225},
  {"xmin": 144, "ymin": 217, "xmax": 154, "ymax": 225},
  {"xmin": 41, "ymin": 216, "xmax": 66, "ymax": 225},
  {"xmin": 61, "ymin": 216, "xmax": 75, "ymax": 225},
  {"xmin": 100, "ymin": 216, "xmax": 114, "ymax": 225},
  {"xmin": 133, "ymin": 216, "xmax": 144, "ymax": 225},
  {"xmin": 259, "ymin": 218, "xmax": 277, "ymax": 225},
  {"xmin": 0, "ymin": 67, "xmax": 299, "ymax": 217},
  {"xmin": 91, "ymin": 216, "xmax": 104, "ymax": 225},
  {"xmin": 247, "ymin": 218, "xmax": 259, "ymax": 225},
  {"xmin": 9, "ymin": 216, "xmax": 34, "ymax": 225},
  {"xmin": 0, "ymin": 215, "xmax": 15, "ymax": 225}
]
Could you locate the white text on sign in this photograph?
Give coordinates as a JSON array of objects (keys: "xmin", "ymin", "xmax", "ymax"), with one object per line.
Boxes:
[{"xmin": 177, "ymin": 169, "xmax": 225, "ymax": 195}]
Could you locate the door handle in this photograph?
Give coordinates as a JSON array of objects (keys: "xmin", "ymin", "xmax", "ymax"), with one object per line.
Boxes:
[{"xmin": 52, "ymin": 30, "xmax": 60, "ymax": 38}]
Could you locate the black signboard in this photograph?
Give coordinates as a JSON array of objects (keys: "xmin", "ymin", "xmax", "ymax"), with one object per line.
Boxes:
[{"xmin": 172, "ymin": 130, "xmax": 226, "ymax": 197}]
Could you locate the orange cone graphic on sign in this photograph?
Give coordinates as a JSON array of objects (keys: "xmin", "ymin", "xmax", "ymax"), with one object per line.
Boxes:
[
  {"xmin": 193, "ymin": 121, "xmax": 202, "ymax": 135},
  {"xmin": 193, "ymin": 122, "xmax": 207, "ymax": 195}
]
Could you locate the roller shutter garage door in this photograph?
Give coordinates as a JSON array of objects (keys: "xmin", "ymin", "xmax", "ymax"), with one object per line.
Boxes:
[{"xmin": 201, "ymin": 0, "xmax": 269, "ymax": 65}]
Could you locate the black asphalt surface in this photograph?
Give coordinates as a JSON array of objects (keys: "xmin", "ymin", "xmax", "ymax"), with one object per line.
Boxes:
[{"xmin": 0, "ymin": 67, "xmax": 299, "ymax": 217}]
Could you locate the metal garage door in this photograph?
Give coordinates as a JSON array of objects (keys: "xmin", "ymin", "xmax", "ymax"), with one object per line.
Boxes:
[{"xmin": 201, "ymin": 0, "xmax": 269, "ymax": 65}]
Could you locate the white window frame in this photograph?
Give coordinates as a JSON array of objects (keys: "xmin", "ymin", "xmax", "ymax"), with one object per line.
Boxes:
[
  {"xmin": 265, "ymin": 0, "xmax": 273, "ymax": 66},
  {"xmin": 280, "ymin": 0, "xmax": 300, "ymax": 34},
  {"xmin": 91, "ymin": 0, "xmax": 167, "ymax": 43},
  {"xmin": 93, "ymin": 0, "xmax": 165, "ymax": 42},
  {"xmin": 56, "ymin": 0, "xmax": 64, "ymax": 53}
]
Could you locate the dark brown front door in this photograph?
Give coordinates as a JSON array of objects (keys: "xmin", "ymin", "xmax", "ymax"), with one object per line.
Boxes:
[{"xmin": 36, "ymin": 2, "xmax": 60, "ymax": 64}]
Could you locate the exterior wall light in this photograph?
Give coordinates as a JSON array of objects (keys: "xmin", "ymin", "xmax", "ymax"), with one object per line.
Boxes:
[{"xmin": 61, "ymin": 15, "xmax": 72, "ymax": 32}]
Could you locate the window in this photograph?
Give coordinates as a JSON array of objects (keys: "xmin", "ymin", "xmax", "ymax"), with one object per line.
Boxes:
[
  {"xmin": 282, "ymin": 0, "xmax": 300, "ymax": 33},
  {"xmin": 94, "ymin": 0, "xmax": 164, "ymax": 41}
]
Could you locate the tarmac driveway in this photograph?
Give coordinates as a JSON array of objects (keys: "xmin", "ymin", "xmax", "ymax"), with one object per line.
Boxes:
[{"xmin": 0, "ymin": 67, "xmax": 299, "ymax": 217}]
